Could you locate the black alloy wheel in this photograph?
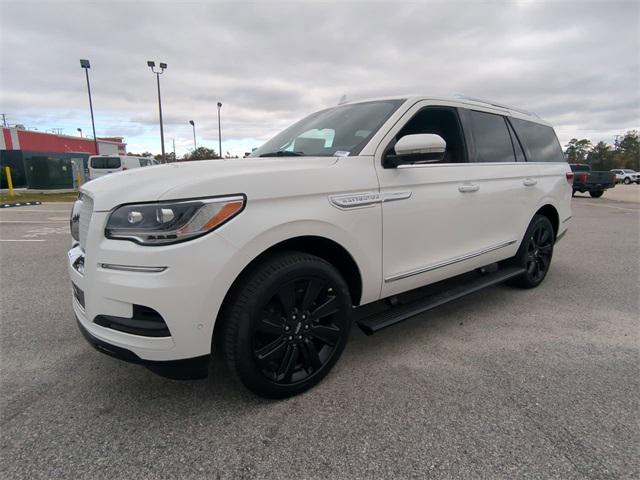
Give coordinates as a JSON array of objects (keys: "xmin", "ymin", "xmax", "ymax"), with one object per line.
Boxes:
[
  {"xmin": 221, "ymin": 252, "xmax": 352, "ymax": 398},
  {"xmin": 252, "ymin": 277, "xmax": 346, "ymax": 384},
  {"xmin": 524, "ymin": 221, "xmax": 553, "ymax": 284},
  {"xmin": 508, "ymin": 214, "xmax": 555, "ymax": 289}
]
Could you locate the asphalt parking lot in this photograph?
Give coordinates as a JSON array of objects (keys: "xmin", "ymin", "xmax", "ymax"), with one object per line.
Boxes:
[{"xmin": 1, "ymin": 188, "xmax": 638, "ymax": 479}]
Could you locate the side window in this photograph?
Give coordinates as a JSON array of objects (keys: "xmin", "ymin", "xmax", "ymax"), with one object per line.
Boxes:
[
  {"xmin": 468, "ymin": 111, "xmax": 515, "ymax": 163},
  {"xmin": 393, "ymin": 108, "xmax": 466, "ymax": 163},
  {"xmin": 506, "ymin": 120, "xmax": 526, "ymax": 162},
  {"xmin": 509, "ymin": 118, "xmax": 565, "ymax": 163}
]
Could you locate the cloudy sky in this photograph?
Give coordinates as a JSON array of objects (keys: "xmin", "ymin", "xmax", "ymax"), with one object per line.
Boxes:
[{"xmin": 1, "ymin": 0, "xmax": 638, "ymax": 157}]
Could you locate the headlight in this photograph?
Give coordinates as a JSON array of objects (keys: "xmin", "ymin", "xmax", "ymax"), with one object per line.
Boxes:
[{"xmin": 105, "ymin": 195, "xmax": 245, "ymax": 245}]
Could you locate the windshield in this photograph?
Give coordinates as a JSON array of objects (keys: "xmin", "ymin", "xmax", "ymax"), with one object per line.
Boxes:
[{"xmin": 250, "ymin": 99, "xmax": 404, "ymax": 158}]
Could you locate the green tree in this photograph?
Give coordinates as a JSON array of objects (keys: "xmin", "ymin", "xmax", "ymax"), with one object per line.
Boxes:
[
  {"xmin": 614, "ymin": 130, "xmax": 640, "ymax": 170},
  {"xmin": 587, "ymin": 141, "xmax": 613, "ymax": 170},
  {"xmin": 183, "ymin": 147, "xmax": 220, "ymax": 161},
  {"xmin": 564, "ymin": 138, "xmax": 592, "ymax": 163},
  {"xmin": 154, "ymin": 152, "xmax": 176, "ymax": 163}
]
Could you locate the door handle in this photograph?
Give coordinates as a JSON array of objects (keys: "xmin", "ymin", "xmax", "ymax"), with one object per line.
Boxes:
[
  {"xmin": 458, "ymin": 183, "xmax": 480, "ymax": 193},
  {"xmin": 523, "ymin": 178, "xmax": 537, "ymax": 187}
]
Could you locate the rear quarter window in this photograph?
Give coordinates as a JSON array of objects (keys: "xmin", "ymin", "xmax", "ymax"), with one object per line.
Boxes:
[
  {"xmin": 509, "ymin": 118, "xmax": 564, "ymax": 163},
  {"xmin": 91, "ymin": 157, "xmax": 121, "ymax": 169}
]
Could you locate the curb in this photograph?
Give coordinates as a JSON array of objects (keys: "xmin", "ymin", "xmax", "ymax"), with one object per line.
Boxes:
[{"xmin": 1, "ymin": 201, "xmax": 43, "ymax": 209}]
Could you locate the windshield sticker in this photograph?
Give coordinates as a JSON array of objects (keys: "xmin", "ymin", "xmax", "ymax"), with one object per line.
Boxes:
[{"xmin": 334, "ymin": 151, "xmax": 350, "ymax": 157}]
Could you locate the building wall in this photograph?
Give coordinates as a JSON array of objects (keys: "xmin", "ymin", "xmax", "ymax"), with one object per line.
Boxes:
[{"xmin": 1, "ymin": 127, "xmax": 126, "ymax": 189}]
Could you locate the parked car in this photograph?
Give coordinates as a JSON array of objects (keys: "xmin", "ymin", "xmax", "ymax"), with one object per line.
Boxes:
[
  {"xmin": 570, "ymin": 164, "xmax": 616, "ymax": 197},
  {"xmin": 69, "ymin": 95, "xmax": 572, "ymax": 398},
  {"xmin": 611, "ymin": 169, "xmax": 639, "ymax": 184},
  {"xmin": 88, "ymin": 155, "xmax": 159, "ymax": 180}
]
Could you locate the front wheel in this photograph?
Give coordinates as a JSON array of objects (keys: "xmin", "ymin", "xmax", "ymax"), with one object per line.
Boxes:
[
  {"xmin": 221, "ymin": 251, "xmax": 352, "ymax": 398},
  {"xmin": 589, "ymin": 190, "xmax": 604, "ymax": 198},
  {"xmin": 507, "ymin": 215, "xmax": 555, "ymax": 289}
]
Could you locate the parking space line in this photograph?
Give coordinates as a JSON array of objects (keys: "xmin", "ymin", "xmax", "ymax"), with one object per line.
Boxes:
[
  {"xmin": 0, "ymin": 209, "xmax": 71, "ymax": 213},
  {"xmin": 0, "ymin": 239, "xmax": 46, "ymax": 242},
  {"xmin": 579, "ymin": 202, "xmax": 639, "ymax": 212},
  {"xmin": 0, "ymin": 220, "xmax": 66, "ymax": 224}
]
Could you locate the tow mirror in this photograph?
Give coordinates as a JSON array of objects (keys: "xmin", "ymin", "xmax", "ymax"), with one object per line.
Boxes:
[{"xmin": 384, "ymin": 134, "xmax": 447, "ymax": 168}]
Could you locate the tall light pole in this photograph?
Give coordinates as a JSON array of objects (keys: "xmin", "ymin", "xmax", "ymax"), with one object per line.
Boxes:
[
  {"xmin": 147, "ymin": 61, "xmax": 167, "ymax": 161},
  {"xmin": 217, "ymin": 102, "xmax": 222, "ymax": 159},
  {"xmin": 189, "ymin": 120, "xmax": 196, "ymax": 150},
  {"xmin": 79, "ymin": 59, "xmax": 98, "ymax": 154},
  {"xmin": 77, "ymin": 128, "xmax": 83, "ymax": 137}
]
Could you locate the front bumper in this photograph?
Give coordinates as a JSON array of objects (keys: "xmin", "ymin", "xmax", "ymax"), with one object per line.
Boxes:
[
  {"xmin": 75, "ymin": 316, "xmax": 209, "ymax": 379},
  {"xmin": 68, "ymin": 210, "xmax": 242, "ymax": 365}
]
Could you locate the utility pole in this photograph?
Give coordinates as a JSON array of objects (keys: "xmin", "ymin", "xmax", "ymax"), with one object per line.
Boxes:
[
  {"xmin": 217, "ymin": 102, "xmax": 222, "ymax": 159},
  {"xmin": 1, "ymin": 114, "xmax": 6, "ymax": 127},
  {"xmin": 147, "ymin": 61, "xmax": 167, "ymax": 161},
  {"xmin": 80, "ymin": 59, "xmax": 99, "ymax": 154},
  {"xmin": 172, "ymin": 138, "xmax": 176, "ymax": 162}
]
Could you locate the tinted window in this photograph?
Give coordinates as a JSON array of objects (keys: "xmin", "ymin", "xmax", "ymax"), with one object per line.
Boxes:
[
  {"xmin": 468, "ymin": 111, "xmax": 515, "ymax": 163},
  {"xmin": 510, "ymin": 118, "xmax": 564, "ymax": 162},
  {"xmin": 394, "ymin": 108, "xmax": 466, "ymax": 163},
  {"xmin": 90, "ymin": 157, "xmax": 121, "ymax": 169},
  {"xmin": 570, "ymin": 164, "xmax": 590, "ymax": 172}
]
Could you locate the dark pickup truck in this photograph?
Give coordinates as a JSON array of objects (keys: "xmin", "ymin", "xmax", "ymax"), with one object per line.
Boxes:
[{"xmin": 570, "ymin": 164, "xmax": 616, "ymax": 198}]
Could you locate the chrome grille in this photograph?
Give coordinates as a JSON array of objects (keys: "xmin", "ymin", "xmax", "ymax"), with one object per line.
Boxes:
[{"xmin": 79, "ymin": 195, "xmax": 94, "ymax": 251}]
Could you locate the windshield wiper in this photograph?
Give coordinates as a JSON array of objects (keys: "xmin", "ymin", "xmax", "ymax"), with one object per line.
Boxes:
[{"xmin": 258, "ymin": 151, "xmax": 305, "ymax": 157}]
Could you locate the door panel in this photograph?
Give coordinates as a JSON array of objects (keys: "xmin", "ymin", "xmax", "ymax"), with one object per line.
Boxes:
[{"xmin": 375, "ymin": 101, "xmax": 523, "ymax": 297}]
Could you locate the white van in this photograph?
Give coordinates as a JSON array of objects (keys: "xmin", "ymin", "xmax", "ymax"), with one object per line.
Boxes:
[{"xmin": 88, "ymin": 155, "xmax": 158, "ymax": 180}]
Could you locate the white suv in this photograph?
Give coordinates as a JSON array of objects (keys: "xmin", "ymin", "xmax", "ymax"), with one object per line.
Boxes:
[
  {"xmin": 69, "ymin": 96, "xmax": 572, "ymax": 398},
  {"xmin": 611, "ymin": 169, "xmax": 639, "ymax": 184}
]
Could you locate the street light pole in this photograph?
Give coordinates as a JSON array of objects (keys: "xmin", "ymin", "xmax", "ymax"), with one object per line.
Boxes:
[
  {"xmin": 147, "ymin": 61, "xmax": 167, "ymax": 161},
  {"xmin": 189, "ymin": 120, "xmax": 196, "ymax": 150},
  {"xmin": 77, "ymin": 128, "xmax": 83, "ymax": 138},
  {"xmin": 217, "ymin": 102, "xmax": 222, "ymax": 159},
  {"xmin": 79, "ymin": 59, "xmax": 98, "ymax": 154}
]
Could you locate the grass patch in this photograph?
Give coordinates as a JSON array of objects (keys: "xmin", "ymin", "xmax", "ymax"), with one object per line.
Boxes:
[{"xmin": 0, "ymin": 191, "xmax": 78, "ymax": 204}]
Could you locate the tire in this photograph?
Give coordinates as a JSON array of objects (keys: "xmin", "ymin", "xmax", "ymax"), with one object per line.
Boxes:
[
  {"xmin": 589, "ymin": 190, "xmax": 604, "ymax": 198},
  {"xmin": 221, "ymin": 251, "xmax": 352, "ymax": 398},
  {"xmin": 507, "ymin": 215, "xmax": 555, "ymax": 289},
  {"xmin": 624, "ymin": 178, "xmax": 631, "ymax": 184}
]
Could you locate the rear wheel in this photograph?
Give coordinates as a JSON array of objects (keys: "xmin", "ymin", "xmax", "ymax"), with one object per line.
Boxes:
[
  {"xmin": 589, "ymin": 190, "xmax": 604, "ymax": 198},
  {"xmin": 508, "ymin": 215, "xmax": 555, "ymax": 289},
  {"xmin": 624, "ymin": 178, "xmax": 631, "ymax": 184},
  {"xmin": 221, "ymin": 251, "xmax": 352, "ymax": 398}
]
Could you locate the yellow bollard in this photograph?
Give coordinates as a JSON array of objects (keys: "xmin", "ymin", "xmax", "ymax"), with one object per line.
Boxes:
[
  {"xmin": 4, "ymin": 166, "xmax": 14, "ymax": 197},
  {"xmin": 76, "ymin": 172, "xmax": 82, "ymax": 188}
]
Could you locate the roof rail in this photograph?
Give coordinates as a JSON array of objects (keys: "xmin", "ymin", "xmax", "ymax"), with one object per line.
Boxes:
[{"xmin": 452, "ymin": 94, "xmax": 540, "ymax": 118}]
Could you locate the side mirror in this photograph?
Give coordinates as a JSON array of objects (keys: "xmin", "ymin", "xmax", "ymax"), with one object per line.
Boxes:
[{"xmin": 384, "ymin": 134, "xmax": 447, "ymax": 168}]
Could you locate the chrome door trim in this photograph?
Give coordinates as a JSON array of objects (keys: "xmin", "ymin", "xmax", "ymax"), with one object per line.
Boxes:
[
  {"xmin": 329, "ymin": 191, "xmax": 412, "ymax": 209},
  {"xmin": 384, "ymin": 239, "xmax": 517, "ymax": 283},
  {"xmin": 381, "ymin": 191, "xmax": 412, "ymax": 202}
]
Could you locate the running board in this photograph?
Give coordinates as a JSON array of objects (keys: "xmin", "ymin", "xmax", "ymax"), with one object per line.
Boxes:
[{"xmin": 357, "ymin": 266, "xmax": 526, "ymax": 335}]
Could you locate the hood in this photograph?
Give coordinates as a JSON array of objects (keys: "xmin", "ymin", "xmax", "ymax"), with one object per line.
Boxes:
[{"xmin": 81, "ymin": 156, "xmax": 339, "ymax": 211}]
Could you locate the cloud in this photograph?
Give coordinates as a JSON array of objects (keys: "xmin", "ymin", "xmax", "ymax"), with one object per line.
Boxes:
[{"xmin": 1, "ymin": 0, "xmax": 638, "ymax": 155}]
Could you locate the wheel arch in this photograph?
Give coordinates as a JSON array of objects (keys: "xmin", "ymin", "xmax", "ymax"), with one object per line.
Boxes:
[
  {"xmin": 213, "ymin": 235, "xmax": 364, "ymax": 348},
  {"xmin": 535, "ymin": 204, "xmax": 559, "ymax": 237}
]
